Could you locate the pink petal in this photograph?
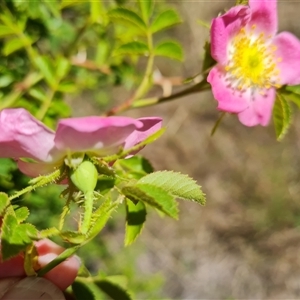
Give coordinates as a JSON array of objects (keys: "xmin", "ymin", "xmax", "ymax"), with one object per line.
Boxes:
[
  {"xmin": 249, "ymin": 0, "xmax": 277, "ymax": 36},
  {"xmin": 17, "ymin": 160, "xmax": 63, "ymax": 177},
  {"xmin": 0, "ymin": 109, "xmax": 55, "ymax": 162},
  {"xmin": 210, "ymin": 5, "xmax": 250, "ymax": 64},
  {"xmin": 207, "ymin": 66, "xmax": 250, "ymax": 113},
  {"xmin": 272, "ymin": 32, "xmax": 300, "ymax": 85},
  {"xmin": 123, "ymin": 117, "xmax": 163, "ymax": 152},
  {"xmin": 54, "ymin": 116, "xmax": 143, "ymax": 155},
  {"xmin": 238, "ymin": 88, "xmax": 276, "ymax": 126}
]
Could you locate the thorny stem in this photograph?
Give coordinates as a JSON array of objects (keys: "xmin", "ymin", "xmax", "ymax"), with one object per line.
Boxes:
[
  {"xmin": 8, "ymin": 169, "xmax": 61, "ymax": 201},
  {"xmin": 81, "ymin": 191, "xmax": 94, "ymax": 234}
]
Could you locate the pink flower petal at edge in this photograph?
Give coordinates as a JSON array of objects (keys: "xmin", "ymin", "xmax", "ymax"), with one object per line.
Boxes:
[
  {"xmin": 249, "ymin": 0, "xmax": 277, "ymax": 36},
  {"xmin": 272, "ymin": 32, "xmax": 300, "ymax": 85},
  {"xmin": 123, "ymin": 117, "xmax": 163, "ymax": 152},
  {"xmin": 0, "ymin": 108, "xmax": 55, "ymax": 162},
  {"xmin": 54, "ymin": 117, "xmax": 144, "ymax": 155},
  {"xmin": 207, "ymin": 67, "xmax": 250, "ymax": 113},
  {"xmin": 238, "ymin": 88, "xmax": 276, "ymax": 126},
  {"xmin": 17, "ymin": 159, "xmax": 63, "ymax": 177},
  {"xmin": 210, "ymin": 5, "xmax": 250, "ymax": 64}
]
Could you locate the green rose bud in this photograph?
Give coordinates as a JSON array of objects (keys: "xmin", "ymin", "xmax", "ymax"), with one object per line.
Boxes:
[{"xmin": 70, "ymin": 160, "xmax": 98, "ymax": 193}]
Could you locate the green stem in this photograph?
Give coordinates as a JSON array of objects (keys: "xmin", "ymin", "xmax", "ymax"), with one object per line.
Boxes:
[
  {"xmin": 133, "ymin": 29, "xmax": 155, "ymax": 101},
  {"xmin": 36, "ymin": 87, "xmax": 56, "ymax": 121},
  {"xmin": 37, "ymin": 246, "xmax": 79, "ymax": 277},
  {"xmin": 132, "ymin": 79, "xmax": 211, "ymax": 108},
  {"xmin": 81, "ymin": 191, "xmax": 94, "ymax": 234},
  {"xmin": 9, "ymin": 169, "xmax": 61, "ymax": 201}
]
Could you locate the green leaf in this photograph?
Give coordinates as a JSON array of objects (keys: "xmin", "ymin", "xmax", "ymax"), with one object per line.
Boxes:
[
  {"xmin": 273, "ymin": 93, "xmax": 292, "ymax": 141},
  {"xmin": 2, "ymin": 38, "xmax": 24, "ymax": 56},
  {"xmin": 39, "ymin": 227, "xmax": 60, "ymax": 238},
  {"xmin": 125, "ymin": 200, "xmax": 146, "ymax": 246},
  {"xmin": 28, "ymin": 87, "xmax": 47, "ymax": 102},
  {"xmin": 72, "ymin": 280, "xmax": 98, "ymax": 300},
  {"xmin": 150, "ymin": 9, "xmax": 181, "ymax": 33},
  {"xmin": 95, "ymin": 279, "xmax": 132, "ymax": 300},
  {"xmin": 114, "ymin": 41, "xmax": 149, "ymax": 56},
  {"xmin": 284, "ymin": 92, "xmax": 300, "ymax": 108},
  {"xmin": 60, "ymin": 231, "xmax": 86, "ymax": 244},
  {"xmin": 122, "ymin": 185, "xmax": 178, "ymax": 219},
  {"xmin": 108, "ymin": 8, "xmax": 147, "ymax": 32},
  {"xmin": 154, "ymin": 41, "xmax": 183, "ymax": 61},
  {"xmin": 138, "ymin": 171, "xmax": 206, "ymax": 205},
  {"xmin": 0, "ymin": 193, "xmax": 9, "ymax": 216},
  {"xmin": 34, "ymin": 56, "xmax": 56, "ymax": 88},
  {"xmin": 1, "ymin": 213, "xmax": 37, "ymax": 260},
  {"xmin": 139, "ymin": 0, "xmax": 154, "ymax": 22},
  {"xmin": 55, "ymin": 56, "xmax": 70, "ymax": 79},
  {"xmin": 15, "ymin": 207, "xmax": 29, "ymax": 223},
  {"xmin": 118, "ymin": 156, "xmax": 154, "ymax": 179},
  {"xmin": 0, "ymin": 25, "xmax": 14, "ymax": 37},
  {"xmin": 0, "ymin": 75, "xmax": 14, "ymax": 88},
  {"xmin": 285, "ymin": 85, "xmax": 300, "ymax": 95}
]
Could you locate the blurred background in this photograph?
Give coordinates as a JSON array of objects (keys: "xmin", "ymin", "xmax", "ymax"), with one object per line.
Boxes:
[{"xmin": 2, "ymin": 0, "xmax": 300, "ymax": 299}]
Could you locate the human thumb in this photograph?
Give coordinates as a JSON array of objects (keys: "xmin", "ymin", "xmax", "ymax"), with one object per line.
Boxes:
[{"xmin": 0, "ymin": 277, "xmax": 65, "ymax": 300}]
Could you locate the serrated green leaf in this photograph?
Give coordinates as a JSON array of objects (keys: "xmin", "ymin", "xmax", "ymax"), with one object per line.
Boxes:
[
  {"xmin": 2, "ymin": 38, "xmax": 24, "ymax": 56},
  {"xmin": 108, "ymin": 8, "xmax": 146, "ymax": 32},
  {"xmin": 1, "ymin": 213, "xmax": 37, "ymax": 260},
  {"xmin": 154, "ymin": 41, "xmax": 183, "ymax": 61},
  {"xmin": 39, "ymin": 227, "xmax": 60, "ymax": 238},
  {"xmin": 95, "ymin": 279, "xmax": 132, "ymax": 300},
  {"xmin": 114, "ymin": 41, "xmax": 149, "ymax": 56},
  {"xmin": 273, "ymin": 93, "xmax": 292, "ymax": 141},
  {"xmin": 139, "ymin": 0, "xmax": 154, "ymax": 22},
  {"xmin": 0, "ymin": 193, "xmax": 9, "ymax": 216},
  {"xmin": 125, "ymin": 200, "xmax": 146, "ymax": 246},
  {"xmin": 138, "ymin": 171, "xmax": 206, "ymax": 205},
  {"xmin": 151, "ymin": 9, "xmax": 181, "ymax": 33},
  {"xmin": 60, "ymin": 231, "xmax": 87, "ymax": 244},
  {"xmin": 122, "ymin": 185, "xmax": 178, "ymax": 219},
  {"xmin": 15, "ymin": 207, "xmax": 29, "ymax": 223}
]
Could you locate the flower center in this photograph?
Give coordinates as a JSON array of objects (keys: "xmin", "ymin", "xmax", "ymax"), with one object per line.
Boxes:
[{"xmin": 225, "ymin": 26, "xmax": 281, "ymax": 92}]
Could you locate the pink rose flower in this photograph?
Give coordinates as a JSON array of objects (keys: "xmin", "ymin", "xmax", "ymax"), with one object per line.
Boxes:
[
  {"xmin": 207, "ymin": 0, "xmax": 300, "ymax": 126},
  {"xmin": 0, "ymin": 108, "xmax": 162, "ymax": 177}
]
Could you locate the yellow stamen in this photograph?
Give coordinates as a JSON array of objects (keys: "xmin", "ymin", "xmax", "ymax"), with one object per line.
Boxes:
[{"xmin": 225, "ymin": 26, "xmax": 281, "ymax": 92}]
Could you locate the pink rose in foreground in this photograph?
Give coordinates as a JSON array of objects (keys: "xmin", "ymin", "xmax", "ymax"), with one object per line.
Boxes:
[
  {"xmin": 207, "ymin": 0, "xmax": 300, "ymax": 126},
  {"xmin": 0, "ymin": 108, "xmax": 162, "ymax": 177}
]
